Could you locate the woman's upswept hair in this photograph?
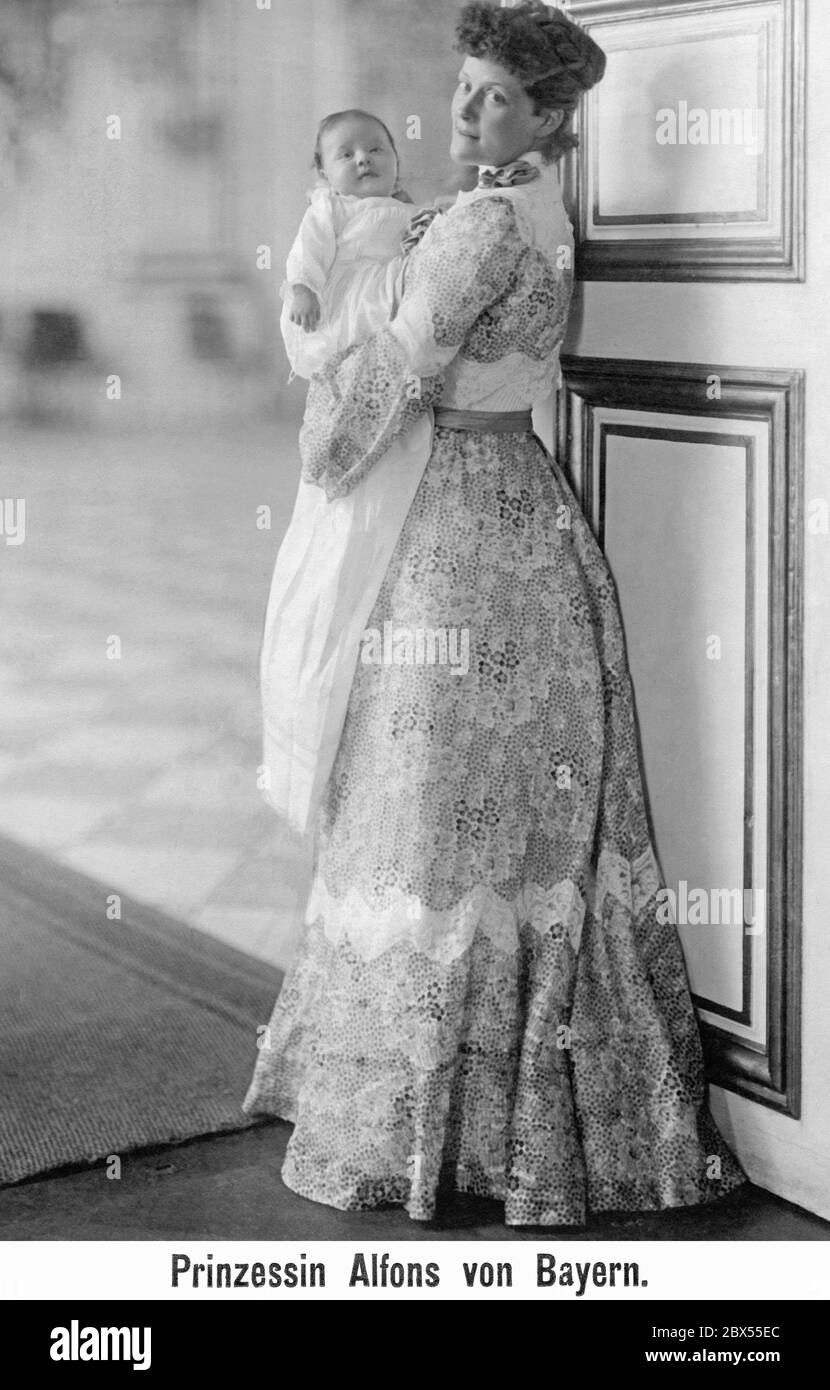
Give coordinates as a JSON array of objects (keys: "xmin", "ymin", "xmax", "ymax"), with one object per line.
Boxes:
[
  {"xmin": 312, "ymin": 109, "xmax": 398, "ymax": 173},
  {"xmin": 455, "ymin": 1, "xmax": 607, "ymax": 161}
]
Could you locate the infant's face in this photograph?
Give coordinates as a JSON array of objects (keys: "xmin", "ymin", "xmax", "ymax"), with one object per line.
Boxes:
[{"xmin": 319, "ymin": 117, "xmax": 397, "ymax": 198}]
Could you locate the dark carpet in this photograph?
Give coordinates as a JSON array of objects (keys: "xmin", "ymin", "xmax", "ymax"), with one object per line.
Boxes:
[{"xmin": 0, "ymin": 835, "xmax": 281, "ymax": 1186}]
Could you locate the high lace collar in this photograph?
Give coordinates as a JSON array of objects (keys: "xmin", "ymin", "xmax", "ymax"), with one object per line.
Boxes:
[
  {"xmin": 456, "ymin": 149, "xmax": 562, "ymax": 208},
  {"xmin": 476, "ymin": 149, "xmax": 546, "ymax": 180}
]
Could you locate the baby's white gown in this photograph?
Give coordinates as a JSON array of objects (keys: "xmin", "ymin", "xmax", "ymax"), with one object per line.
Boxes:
[
  {"xmin": 280, "ymin": 187, "xmax": 413, "ymax": 380},
  {"xmin": 265, "ymin": 187, "xmax": 433, "ymax": 835}
]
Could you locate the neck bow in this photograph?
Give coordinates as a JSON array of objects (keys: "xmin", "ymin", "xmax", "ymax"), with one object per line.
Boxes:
[
  {"xmin": 477, "ymin": 160, "xmax": 541, "ymax": 190},
  {"xmin": 401, "ymin": 205, "xmax": 442, "ymax": 256}
]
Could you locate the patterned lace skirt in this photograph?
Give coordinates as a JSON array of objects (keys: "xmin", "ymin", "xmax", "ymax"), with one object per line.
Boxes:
[{"xmin": 243, "ymin": 425, "xmax": 745, "ymax": 1226}]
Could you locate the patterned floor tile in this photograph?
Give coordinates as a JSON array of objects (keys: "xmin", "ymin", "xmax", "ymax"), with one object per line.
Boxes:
[
  {"xmin": 89, "ymin": 802, "xmax": 271, "ymax": 851},
  {"xmin": 46, "ymin": 647, "xmax": 162, "ymax": 679},
  {"xmin": 58, "ymin": 843, "xmax": 241, "ymax": 916},
  {"xmin": 193, "ymin": 905, "xmax": 303, "ymax": 970},
  {"xmin": 36, "ymin": 722, "xmax": 217, "ymax": 768},
  {"xmin": 199, "ymin": 845, "xmax": 311, "ymax": 911},
  {"xmin": 0, "ymin": 752, "xmax": 19, "ymax": 779},
  {"xmin": 0, "ymin": 795, "xmax": 123, "ymax": 849},
  {"xmin": 1, "ymin": 423, "xmax": 308, "ymax": 952},
  {"xmin": 138, "ymin": 750, "xmax": 264, "ymax": 811},
  {"xmin": 0, "ymin": 661, "xmax": 22, "ymax": 687},
  {"xmin": 0, "ymin": 686, "xmax": 111, "ymax": 721},
  {"xmin": 0, "ymin": 759, "xmax": 159, "ymax": 799},
  {"xmin": 127, "ymin": 666, "xmax": 255, "ymax": 703}
]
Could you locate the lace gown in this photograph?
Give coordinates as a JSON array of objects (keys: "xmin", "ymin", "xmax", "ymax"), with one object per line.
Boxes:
[{"xmin": 244, "ymin": 156, "xmax": 745, "ymax": 1225}]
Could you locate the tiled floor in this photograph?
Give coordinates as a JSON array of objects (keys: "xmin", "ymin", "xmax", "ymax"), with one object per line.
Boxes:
[{"xmin": 1, "ymin": 417, "xmax": 314, "ymax": 967}]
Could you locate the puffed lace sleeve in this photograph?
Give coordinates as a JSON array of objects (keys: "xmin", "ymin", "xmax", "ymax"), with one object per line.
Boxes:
[
  {"xmin": 300, "ymin": 196, "xmax": 529, "ymax": 500},
  {"xmin": 285, "ymin": 189, "xmax": 339, "ymax": 298}
]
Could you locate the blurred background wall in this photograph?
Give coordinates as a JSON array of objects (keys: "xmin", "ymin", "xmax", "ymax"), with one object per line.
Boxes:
[
  {"xmin": 0, "ymin": 0, "xmax": 462, "ymax": 428},
  {"xmin": 0, "ymin": 0, "xmax": 475, "ymax": 972}
]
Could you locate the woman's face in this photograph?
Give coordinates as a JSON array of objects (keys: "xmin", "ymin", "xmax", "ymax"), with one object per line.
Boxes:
[{"xmin": 450, "ymin": 55, "xmax": 555, "ymax": 167}]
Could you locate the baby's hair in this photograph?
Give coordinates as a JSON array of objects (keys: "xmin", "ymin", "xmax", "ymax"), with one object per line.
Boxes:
[{"xmin": 312, "ymin": 109, "xmax": 398, "ymax": 172}]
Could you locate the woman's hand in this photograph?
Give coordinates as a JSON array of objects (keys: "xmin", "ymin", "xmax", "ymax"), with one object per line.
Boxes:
[{"xmin": 289, "ymin": 284, "xmax": 321, "ymax": 332}]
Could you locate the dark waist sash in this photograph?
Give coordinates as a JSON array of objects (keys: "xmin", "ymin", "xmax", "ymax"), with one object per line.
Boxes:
[{"xmin": 434, "ymin": 408, "xmax": 534, "ymax": 433}]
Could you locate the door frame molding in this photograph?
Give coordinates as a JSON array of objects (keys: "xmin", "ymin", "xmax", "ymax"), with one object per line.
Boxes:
[
  {"xmin": 561, "ymin": 0, "xmax": 806, "ymax": 282},
  {"xmin": 558, "ymin": 355, "xmax": 804, "ymax": 1115}
]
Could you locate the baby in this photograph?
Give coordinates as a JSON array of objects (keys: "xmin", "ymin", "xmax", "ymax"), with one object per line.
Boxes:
[
  {"xmin": 263, "ymin": 112, "xmax": 435, "ymax": 835},
  {"xmin": 281, "ymin": 109, "xmax": 415, "ymax": 380}
]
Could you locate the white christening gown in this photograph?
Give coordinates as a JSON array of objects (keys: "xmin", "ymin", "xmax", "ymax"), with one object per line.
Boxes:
[
  {"xmin": 265, "ymin": 186, "xmax": 432, "ymax": 835},
  {"xmin": 280, "ymin": 186, "xmax": 413, "ymax": 381}
]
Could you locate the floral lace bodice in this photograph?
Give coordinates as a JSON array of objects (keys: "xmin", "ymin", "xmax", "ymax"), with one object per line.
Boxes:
[
  {"xmin": 300, "ymin": 158, "xmax": 575, "ymax": 499},
  {"xmin": 398, "ymin": 165, "xmax": 574, "ymax": 410}
]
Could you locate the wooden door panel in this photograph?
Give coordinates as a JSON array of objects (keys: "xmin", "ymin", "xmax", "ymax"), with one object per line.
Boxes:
[{"xmin": 558, "ymin": 357, "xmax": 804, "ymax": 1116}]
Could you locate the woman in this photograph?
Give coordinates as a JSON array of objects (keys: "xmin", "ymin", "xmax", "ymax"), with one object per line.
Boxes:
[{"xmin": 244, "ymin": 0, "xmax": 745, "ymax": 1227}]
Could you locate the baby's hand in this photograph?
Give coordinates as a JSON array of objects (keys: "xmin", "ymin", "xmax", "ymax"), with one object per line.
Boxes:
[{"xmin": 289, "ymin": 284, "xmax": 321, "ymax": 332}]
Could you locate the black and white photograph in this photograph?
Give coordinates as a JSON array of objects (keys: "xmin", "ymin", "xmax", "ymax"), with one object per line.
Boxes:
[{"xmin": 0, "ymin": 0, "xmax": 828, "ymax": 1341}]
